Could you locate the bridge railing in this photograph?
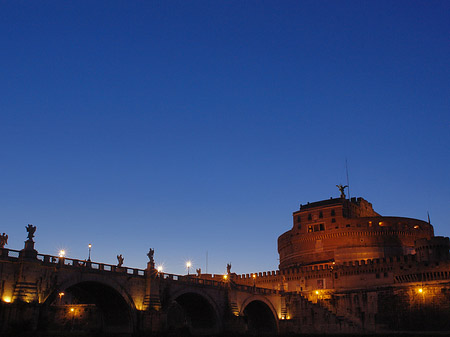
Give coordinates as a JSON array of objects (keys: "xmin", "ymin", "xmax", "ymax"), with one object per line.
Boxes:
[
  {"xmin": 0, "ymin": 248, "xmax": 20, "ymax": 258},
  {"xmin": 159, "ymin": 273, "xmax": 227, "ymax": 287},
  {"xmin": 158, "ymin": 272, "xmax": 280, "ymax": 294},
  {"xmin": 0, "ymin": 248, "xmax": 145, "ymax": 276}
]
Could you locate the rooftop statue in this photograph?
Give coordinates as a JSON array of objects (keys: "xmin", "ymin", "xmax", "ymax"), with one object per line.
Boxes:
[
  {"xmin": 227, "ymin": 263, "xmax": 232, "ymax": 274},
  {"xmin": 336, "ymin": 184, "xmax": 348, "ymax": 199},
  {"xmin": 0, "ymin": 233, "xmax": 8, "ymax": 248},
  {"xmin": 26, "ymin": 224, "xmax": 36, "ymax": 241}
]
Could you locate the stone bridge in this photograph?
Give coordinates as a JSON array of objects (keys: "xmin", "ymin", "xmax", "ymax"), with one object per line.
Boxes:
[{"xmin": 0, "ymin": 246, "xmax": 285, "ymax": 335}]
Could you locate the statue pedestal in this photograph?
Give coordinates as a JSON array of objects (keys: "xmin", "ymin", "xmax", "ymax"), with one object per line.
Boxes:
[{"xmin": 19, "ymin": 240, "xmax": 37, "ymax": 259}]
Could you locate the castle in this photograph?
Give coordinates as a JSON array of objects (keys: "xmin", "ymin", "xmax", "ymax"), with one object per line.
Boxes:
[
  {"xmin": 1, "ymin": 188, "xmax": 450, "ymax": 334},
  {"xmin": 227, "ymin": 187, "xmax": 450, "ymax": 331}
]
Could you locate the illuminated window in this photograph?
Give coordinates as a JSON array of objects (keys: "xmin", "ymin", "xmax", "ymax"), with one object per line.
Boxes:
[{"xmin": 308, "ymin": 226, "xmax": 313, "ymax": 233}]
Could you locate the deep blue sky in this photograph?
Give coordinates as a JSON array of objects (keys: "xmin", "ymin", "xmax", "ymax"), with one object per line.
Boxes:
[{"xmin": 1, "ymin": 1, "xmax": 449, "ymax": 275}]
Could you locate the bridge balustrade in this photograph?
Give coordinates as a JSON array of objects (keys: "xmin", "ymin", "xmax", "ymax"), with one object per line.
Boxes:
[
  {"xmin": 0, "ymin": 248, "xmax": 20, "ymax": 258},
  {"xmin": 0, "ymin": 248, "xmax": 146, "ymax": 276}
]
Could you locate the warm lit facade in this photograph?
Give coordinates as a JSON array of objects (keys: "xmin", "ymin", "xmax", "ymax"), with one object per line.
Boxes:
[{"xmin": 278, "ymin": 196, "xmax": 434, "ymax": 269}]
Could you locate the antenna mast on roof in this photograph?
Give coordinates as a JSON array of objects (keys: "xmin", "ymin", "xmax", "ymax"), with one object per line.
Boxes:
[{"xmin": 345, "ymin": 158, "xmax": 350, "ymax": 199}]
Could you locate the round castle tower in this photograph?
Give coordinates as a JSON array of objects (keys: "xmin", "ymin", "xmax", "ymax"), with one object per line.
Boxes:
[{"xmin": 278, "ymin": 192, "xmax": 434, "ymax": 270}]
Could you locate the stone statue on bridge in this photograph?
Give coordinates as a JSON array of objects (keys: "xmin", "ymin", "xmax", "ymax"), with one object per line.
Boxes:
[
  {"xmin": 196, "ymin": 268, "xmax": 201, "ymax": 277},
  {"xmin": 117, "ymin": 254, "xmax": 124, "ymax": 267},
  {"xmin": 147, "ymin": 248, "xmax": 155, "ymax": 270},
  {"xmin": 0, "ymin": 233, "xmax": 8, "ymax": 248},
  {"xmin": 227, "ymin": 263, "xmax": 232, "ymax": 274},
  {"xmin": 147, "ymin": 248, "xmax": 154, "ymax": 263},
  {"xmin": 26, "ymin": 224, "xmax": 36, "ymax": 241}
]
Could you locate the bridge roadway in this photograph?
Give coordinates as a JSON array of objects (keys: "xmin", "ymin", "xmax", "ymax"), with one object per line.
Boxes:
[{"xmin": 0, "ymin": 247, "xmax": 285, "ymax": 335}]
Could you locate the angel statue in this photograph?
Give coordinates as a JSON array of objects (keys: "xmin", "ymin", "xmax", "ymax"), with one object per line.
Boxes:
[
  {"xmin": 147, "ymin": 248, "xmax": 154, "ymax": 263},
  {"xmin": 26, "ymin": 224, "xmax": 36, "ymax": 241},
  {"xmin": 117, "ymin": 254, "xmax": 124, "ymax": 267},
  {"xmin": 336, "ymin": 184, "xmax": 348, "ymax": 199},
  {"xmin": 226, "ymin": 263, "xmax": 232, "ymax": 274},
  {"xmin": 0, "ymin": 233, "xmax": 8, "ymax": 248}
]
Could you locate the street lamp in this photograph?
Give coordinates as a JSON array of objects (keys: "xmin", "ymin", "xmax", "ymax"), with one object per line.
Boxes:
[
  {"xmin": 59, "ymin": 250, "xmax": 65, "ymax": 258},
  {"xmin": 58, "ymin": 292, "xmax": 65, "ymax": 305},
  {"xmin": 88, "ymin": 243, "xmax": 92, "ymax": 261},
  {"xmin": 186, "ymin": 261, "xmax": 192, "ymax": 275}
]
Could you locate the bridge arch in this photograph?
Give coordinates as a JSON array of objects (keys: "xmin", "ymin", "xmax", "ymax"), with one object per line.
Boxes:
[
  {"xmin": 42, "ymin": 274, "xmax": 137, "ymax": 334},
  {"xmin": 240, "ymin": 295, "xmax": 279, "ymax": 335},
  {"xmin": 165, "ymin": 287, "xmax": 222, "ymax": 335}
]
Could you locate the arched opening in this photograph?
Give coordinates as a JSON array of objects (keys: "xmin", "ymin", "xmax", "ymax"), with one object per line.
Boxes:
[
  {"xmin": 41, "ymin": 281, "xmax": 133, "ymax": 334},
  {"xmin": 243, "ymin": 300, "xmax": 277, "ymax": 335},
  {"xmin": 167, "ymin": 292, "xmax": 219, "ymax": 335}
]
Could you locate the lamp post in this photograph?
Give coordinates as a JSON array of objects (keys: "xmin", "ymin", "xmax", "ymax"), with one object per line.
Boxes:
[
  {"xmin": 186, "ymin": 261, "xmax": 192, "ymax": 275},
  {"xmin": 88, "ymin": 243, "xmax": 92, "ymax": 261}
]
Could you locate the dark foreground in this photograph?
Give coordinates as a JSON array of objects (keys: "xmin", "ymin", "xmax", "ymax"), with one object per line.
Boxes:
[{"xmin": 4, "ymin": 333, "xmax": 450, "ymax": 337}]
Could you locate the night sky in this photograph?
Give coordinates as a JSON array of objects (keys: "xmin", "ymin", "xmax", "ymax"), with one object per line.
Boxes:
[{"xmin": 1, "ymin": 1, "xmax": 449, "ymax": 276}]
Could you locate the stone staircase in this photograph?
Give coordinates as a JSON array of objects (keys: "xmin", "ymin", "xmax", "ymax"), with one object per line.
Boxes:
[
  {"xmin": 286, "ymin": 293, "xmax": 362, "ymax": 334},
  {"xmin": 12, "ymin": 281, "xmax": 38, "ymax": 302}
]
